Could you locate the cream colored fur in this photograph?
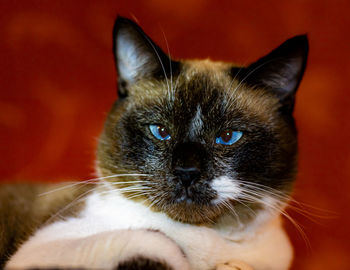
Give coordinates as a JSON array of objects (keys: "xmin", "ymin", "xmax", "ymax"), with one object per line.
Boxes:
[{"xmin": 7, "ymin": 181, "xmax": 292, "ymax": 270}]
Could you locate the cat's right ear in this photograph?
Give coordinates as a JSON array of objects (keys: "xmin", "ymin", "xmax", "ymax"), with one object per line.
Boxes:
[
  {"xmin": 233, "ymin": 35, "xmax": 308, "ymax": 113},
  {"xmin": 113, "ymin": 16, "xmax": 178, "ymax": 98}
]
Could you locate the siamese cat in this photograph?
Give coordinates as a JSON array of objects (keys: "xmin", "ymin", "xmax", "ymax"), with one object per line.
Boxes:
[{"xmin": 1, "ymin": 16, "xmax": 308, "ymax": 270}]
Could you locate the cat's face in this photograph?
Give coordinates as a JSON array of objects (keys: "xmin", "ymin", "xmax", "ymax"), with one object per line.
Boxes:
[{"xmin": 97, "ymin": 17, "xmax": 308, "ymax": 225}]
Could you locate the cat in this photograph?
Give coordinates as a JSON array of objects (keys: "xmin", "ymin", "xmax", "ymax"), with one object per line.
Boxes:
[{"xmin": 1, "ymin": 16, "xmax": 308, "ymax": 270}]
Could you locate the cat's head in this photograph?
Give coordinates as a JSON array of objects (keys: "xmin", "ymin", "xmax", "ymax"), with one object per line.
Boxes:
[{"xmin": 97, "ymin": 17, "xmax": 308, "ymax": 225}]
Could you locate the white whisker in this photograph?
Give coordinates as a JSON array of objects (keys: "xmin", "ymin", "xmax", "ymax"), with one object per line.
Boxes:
[
  {"xmin": 221, "ymin": 200, "xmax": 242, "ymax": 226},
  {"xmin": 237, "ymin": 188, "xmax": 311, "ymax": 250},
  {"xmin": 38, "ymin": 180, "xmax": 97, "ymax": 197},
  {"xmin": 45, "ymin": 186, "xmax": 97, "ymax": 224},
  {"xmin": 39, "ymin": 174, "xmax": 150, "ymax": 196},
  {"xmin": 231, "ymin": 59, "xmax": 275, "ymax": 95},
  {"xmin": 142, "ymin": 33, "xmax": 171, "ymax": 96},
  {"xmin": 160, "ymin": 27, "xmax": 174, "ymax": 98}
]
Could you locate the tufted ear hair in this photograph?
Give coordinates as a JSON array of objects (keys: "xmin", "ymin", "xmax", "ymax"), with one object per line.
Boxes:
[
  {"xmin": 113, "ymin": 16, "xmax": 179, "ymax": 98},
  {"xmin": 233, "ymin": 35, "xmax": 308, "ymax": 113}
]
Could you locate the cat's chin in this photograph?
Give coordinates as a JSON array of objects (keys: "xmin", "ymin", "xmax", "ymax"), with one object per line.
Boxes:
[{"xmin": 159, "ymin": 202, "xmax": 226, "ymax": 224}]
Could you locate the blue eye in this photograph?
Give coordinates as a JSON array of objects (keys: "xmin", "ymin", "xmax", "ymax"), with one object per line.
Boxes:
[
  {"xmin": 216, "ymin": 130, "xmax": 242, "ymax": 145},
  {"xmin": 149, "ymin": 124, "xmax": 171, "ymax": 141}
]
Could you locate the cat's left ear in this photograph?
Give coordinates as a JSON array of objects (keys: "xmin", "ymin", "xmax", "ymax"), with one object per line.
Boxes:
[
  {"xmin": 113, "ymin": 16, "xmax": 179, "ymax": 98},
  {"xmin": 236, "ymin": 35, "xmax": 308, "ymax": 112}
]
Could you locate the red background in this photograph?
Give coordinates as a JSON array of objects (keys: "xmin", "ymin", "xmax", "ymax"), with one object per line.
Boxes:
[{"xmin": 1, "ymin": 1, "xmax": 349, "ymax": 269}]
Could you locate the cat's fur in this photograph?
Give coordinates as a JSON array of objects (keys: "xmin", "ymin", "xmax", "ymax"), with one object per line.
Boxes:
[{"xmin": 1, "ymin": 17, "xmax": 308, "ymax": 270}]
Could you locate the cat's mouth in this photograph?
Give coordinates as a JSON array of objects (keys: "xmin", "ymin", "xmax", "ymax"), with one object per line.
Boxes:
[
  {"xmin": 159, "ymin": 199, "xmax": 226, "ymax": 224},
  {"xmin": 173, "ymin": 185, "xmax": 208, "ymax": 204},
  {"xmin": 145, "ymin": 180, "xmax": 227, "ymax": 224}
]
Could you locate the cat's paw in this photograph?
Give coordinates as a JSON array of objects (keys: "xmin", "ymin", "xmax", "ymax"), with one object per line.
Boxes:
[
  {"xmin": 216, "ymin": 260, "xmax": 253, "ymax": 270},
  {"xmin": 115, "ymin": 229, "xmax": 190, "ymax": 270},
  {"xmin": 6, "ymin": 229, "xmax": 190, "ymax": 270},
  {"xmin": 116, "ymin": 256, "xmax": 173, "ymax": 270}
]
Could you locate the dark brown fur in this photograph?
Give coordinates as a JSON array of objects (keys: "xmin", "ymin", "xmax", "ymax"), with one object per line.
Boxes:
[
  {"xmin": 96, "ymin": 63, "xmax": 297, "ymax": 224},
  {"xmin": 95, "ymin": 17, "xmax": 307, "ymax": 225},
  {"xmin": 116, "ymin": 256, "xmax": 173, "ymax": 270}
]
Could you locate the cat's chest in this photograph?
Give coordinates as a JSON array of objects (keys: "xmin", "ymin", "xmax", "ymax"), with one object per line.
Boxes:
[
  {"xmin": 29, "ymin": 190, "xmax": 233, "ymax": 268},
  {"xmin": 38, "ymin": 190, "xmax": 219, "ymax": 241},
  {"xmin": 14, "ymin": 189, "xmax": 292, "ymax": 270},
  {"xmin": 79, "ymin": 190, "xmax": 184, "ymax": 234}
]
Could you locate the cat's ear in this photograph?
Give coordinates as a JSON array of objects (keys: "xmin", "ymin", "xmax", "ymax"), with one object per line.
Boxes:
[
  {"xmin": 113, "ymin": 16, "xmax": 178, "ymax": 98},
  {"xmin": 235, "ymin": 35, "xmax": 308, "ymax": 112}
]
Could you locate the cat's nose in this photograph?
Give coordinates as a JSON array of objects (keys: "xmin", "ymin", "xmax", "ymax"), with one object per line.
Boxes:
[{"xmin": 174, "ymin": 166, "xmax": 201, "ymax": 187}]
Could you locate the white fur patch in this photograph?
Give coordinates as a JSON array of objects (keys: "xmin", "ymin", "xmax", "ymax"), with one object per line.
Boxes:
[
  {"xmin": 189, "ymin": 105, "xmax": 204, "ymax": 137},
  {"xmin": 7, "ymin": 183, "xmax": 293, "ymax": 270},
  {"xmin": 117, "ymin": 34, "xmax": 150, "ymax": 82},
  {"xmin": 7, "ymin": 229, "xmax": 190, "ymax": 270},
  {"xmin": 211, "ymin": 176, "xmax": 241, "ymax": 204}
]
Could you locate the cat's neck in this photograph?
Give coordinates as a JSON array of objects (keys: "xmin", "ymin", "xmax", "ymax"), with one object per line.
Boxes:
[{"xmin": 80, "ymin": 181, "xmax": 278, "ymax": 242}]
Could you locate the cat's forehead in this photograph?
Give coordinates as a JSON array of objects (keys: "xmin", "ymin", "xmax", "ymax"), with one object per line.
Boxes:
[
  {"xmin": 129, "ymin": 59, "xmax": 280, "ymax": 123},
  {"xmin": 183, "ymin": 60, "xmax": 279, "ymax": 121},
  {"xmin": 181, "ymin": 59, "xmax": 231, "ymax": 79},
  {"xmin": 181, "ymin": 59, "xmax": 279, "ymax": 108},
  {"xmin": 179, "ymin": 61, "xmax": 280, "ymax": 125}
]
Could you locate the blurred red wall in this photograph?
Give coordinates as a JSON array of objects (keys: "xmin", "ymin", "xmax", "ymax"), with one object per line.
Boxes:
[{"xmin": 1, "ymin": 0, "xmax": 349, "ymax": 269}]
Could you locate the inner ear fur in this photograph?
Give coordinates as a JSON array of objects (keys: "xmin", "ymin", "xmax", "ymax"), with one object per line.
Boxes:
[{"xmin": 113, "ymin": 16, "xmax": 179, "ymax": 98}]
